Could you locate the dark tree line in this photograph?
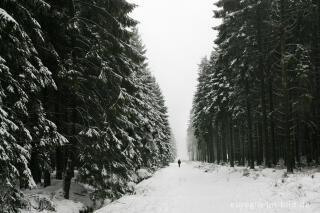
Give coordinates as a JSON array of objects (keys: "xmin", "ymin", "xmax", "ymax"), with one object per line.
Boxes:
[
  {"xmin": 188, "ymin": 0, "xmax": 320, "ymax": 173},
  {"xmin": 0, "ymin": 1, "xmax": 175, "ymax": 212}
]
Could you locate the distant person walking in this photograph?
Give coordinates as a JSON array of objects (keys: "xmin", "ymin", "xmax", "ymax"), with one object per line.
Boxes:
[{"xmin": 178, "ymin": 159, "xmax": 181, "ymax": 168}]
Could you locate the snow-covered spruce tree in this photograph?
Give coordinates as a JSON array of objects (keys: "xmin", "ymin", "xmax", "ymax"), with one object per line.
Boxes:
[
  {"xmin": 60, "ymin": 1, "xmax": 175, "ymax": 202},
  {"xmin": 130, "ymin": 29, "xmax": 175, "ymax": 168},
  {"xmin": 25, "ymin": 0, "xmax": 142, "ymax": 199},
  {"xmin": 192, "ymin": 56, "xmax": 214, "ymax": 162},
  {"xmin": 0, "ymin": 56, "xmax": 33, "ymax": 213},
  {"xmin": 77, "ymin": 26, "xmax": 174, "ymax": 201},
  {"xmin": 32, "ymin": 0, "xmax": 84, "ymax": 190},
  {"xmin": 0, "ymin": 1, "xmax": 66, "ymax": 211},
  {"xmin": 68, "ymin": 0, "xmax": 142, "ymax": 201},
  {"xmin": 151, "ymin": 83, "xmax": 174, "ymax": 165},
  {"xmin": 187, "ymin": 114, "xmax": 197, "ymax": 161}
]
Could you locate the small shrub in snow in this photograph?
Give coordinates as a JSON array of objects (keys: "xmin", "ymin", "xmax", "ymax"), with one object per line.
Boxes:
[
  {"xmin": 300, "ymin": 156, "xmax": 308, "ymax": 166},
  {"xmin": 127, "ymin": 182, "xmax": 136, "ymax": 193},
  {"xmin": 282, "ymin": 172, "xmax": 288, "ymax": 178},
  {"xmin": 253, "ymin": 173, "xmax": 260, "ymax": 180},
  {"xmin": 137, "ymin": 169, "xmax": 152, "ymax": 181},
  {"xmin": 35, "ymin": 196, "xmax": 55, "ymax": 211},
  {"xmin": 80, "ymin": 206, "xmax": 94, "ymax": 213},
  {"xmin": 242, "ymin": 168, "xmax": 250, "ymax": 177},
  {"xmin": 130, "ymin": 173, "xmax": 139, "ymax": 183},
  {"xmin": 278, "ymin": 159, "xmax": 285, "ymax": 168}
]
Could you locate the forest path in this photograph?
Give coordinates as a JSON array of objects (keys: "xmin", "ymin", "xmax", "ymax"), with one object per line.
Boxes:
[{"xmin": 95, "ymin": 162, "xmax": 316, "ymax": 213}]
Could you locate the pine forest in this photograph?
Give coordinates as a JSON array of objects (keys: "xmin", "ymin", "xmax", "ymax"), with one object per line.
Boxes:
[
  {"xmin": 0, "ymin": 1, "xmax": 175, "ymax": 212},
  {"xmin": 189, "ymin": 0, "xmax": 320, "ymax": 173}
]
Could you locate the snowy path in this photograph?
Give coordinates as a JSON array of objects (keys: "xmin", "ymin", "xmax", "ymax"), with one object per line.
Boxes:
[{"xmin": 95, "ymin": 162, "xmax": 320, "ymax": 213}]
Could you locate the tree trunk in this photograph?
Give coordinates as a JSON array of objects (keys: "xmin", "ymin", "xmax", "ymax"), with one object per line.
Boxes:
[
  {"xmin": 229, "ymin": 116, "xmax": 234, "ymax": 167},
  {"xmin": 268, "ymin": 77, "xmax": 277, "ymax": 165},
  {"xmin": 30, "ymin": 150, "xmax": 42, "ymax": 184},
  {"xmin": 295, "ymin": 121, "xmax": 301, "ymax": 167},
  {"xmin": 216, "ymin": 122, "xmax": 221, "ymax": 164},
  {"xmin": 222, "ymin": 119, "xmax": 227, "ymax": 163},
  {"xmin": 280, "ymin": 0, "xmax": 293, "ymax": 173},
  {"xmin": 44, "ymin": 170, "xmax": 51, "ymax": 187},
  {"xmin": 210, "ymin": 125, "xmax": 216, "ymax": 163},
  {"xmin": 235, "ymin": 123, "xmax": 241, "ymax": 164},
  {"xmin": 256, "ymin": 122, "xmax": 263, "ymax": 166},
  {"xmin": 311, "ymin": 0, "xmax": 320, "ymax": 165},
  {"xmin": 246, "ymin": 79, "xmax": 254, "ymax": 169},
  {"xmin": 63, "ymin": 153, "xmax": 74, "ymax": 199},
  {"xmin": 256, "ymin": 0, "xmax": 270, "ymax": 167},
  {"xmin": 240, "ymin": 124, "xmax": 246, "ymax": 166},
  {"xmin": 55, "ymin": 146, "xmax": 64, "ymax": 179}
]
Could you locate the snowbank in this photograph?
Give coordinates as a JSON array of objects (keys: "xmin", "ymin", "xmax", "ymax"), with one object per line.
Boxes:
[
  {"xmin": 20, "ymin": 179, "xmax": 92, "ymax": 213},
  {"xmin": 192, "ymin": 162, "xmax": 320, "ymax": 212},
  {"xmin": 19, "ymin": 168, "xmax": 155, "ymax": 213},
  {"xmin": 136, "ymin": 168, "xmax": 152, "ymax": 181}
]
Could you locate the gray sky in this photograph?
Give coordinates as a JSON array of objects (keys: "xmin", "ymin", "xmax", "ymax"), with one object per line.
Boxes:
[{"xmin": 128, "ymin": 0, "xmax": 220, "ymax": 159}]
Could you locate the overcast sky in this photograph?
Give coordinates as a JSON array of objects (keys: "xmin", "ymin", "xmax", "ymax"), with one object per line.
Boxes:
[{"xmin": 128, "ymin": 0, "xmax": 221, "ymax": 159}]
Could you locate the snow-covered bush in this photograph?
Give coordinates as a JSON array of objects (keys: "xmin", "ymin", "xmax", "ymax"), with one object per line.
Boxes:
[{"xmin": 137, "ymin": 169, "xmax": 152, "ymax": 181}]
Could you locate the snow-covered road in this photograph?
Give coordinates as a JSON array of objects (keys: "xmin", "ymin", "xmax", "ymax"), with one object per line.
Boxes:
[{"xmin": 95, "ymin": 162, "xmax": 320, "ymax": 213}]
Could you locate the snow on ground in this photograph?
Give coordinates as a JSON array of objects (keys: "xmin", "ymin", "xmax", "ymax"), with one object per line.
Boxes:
[
  {"xmin": 19, "ymin": 168, "xmax": 154, "ymax": 213},
  {"xmin": 20, "ymin": 179, "xmax": 93, "ymax": 213},
  {"xmin": 95, "ymin": 161, "xmax": 320, "ymax": 213}
]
